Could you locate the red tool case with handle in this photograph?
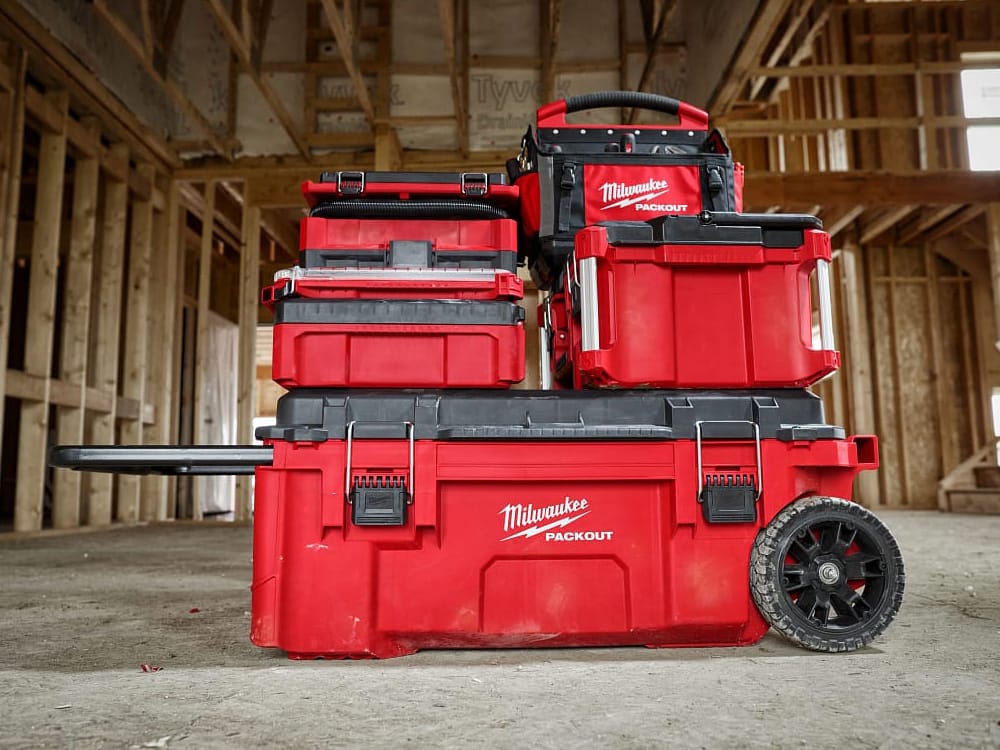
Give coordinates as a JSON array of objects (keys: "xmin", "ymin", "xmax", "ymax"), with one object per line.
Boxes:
[
  {"xmin": 250, "ymin": 389, "xmax": 882, "ymax": 659},
  {"xmin": 270, "ymin": 298, "xmax": 525, "ymax": 389},
  {"xmin": 301, "ymin": 171, "xmax": 521, "ymax": 272},
  {"xmin": 509, "ymin": 90, "xmax": 744, "ymax": 289},
  {"xmin": 549, "ymin": 212, "xmax": 840, "ymax": 389}
]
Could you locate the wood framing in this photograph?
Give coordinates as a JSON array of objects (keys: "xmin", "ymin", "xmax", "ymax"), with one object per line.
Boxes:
[
  {"xmin": 191, "ymin": 181, "xmax": 218, "ymax": 522},
  {"xmin": 0, "ymin": 46, "xmax": 26, "ymax": 470},
  {"xmin": 235, "ymin": 204, "xmax": 261, "ymax": 522},
  {"xmin": 319, "ymin": 0, "xmax": 375, "ymax": 123},
  {"xmin": 51, "ymin": 118, "xmax": 101, "ymax": 529},
  {"xmin": 13, "ymin": 90, "xmax": 69, "ymax": 532},
  {"xmin": 117, "ymin": 164, "xmax": 156, "ymax": 523},
  {"xmin": 205, "ymin": 0, "xmax": 310, "ymax": 158},
  {"xmin": 439, "ymin": 0, "xmax": 468, "ymax": 154}
]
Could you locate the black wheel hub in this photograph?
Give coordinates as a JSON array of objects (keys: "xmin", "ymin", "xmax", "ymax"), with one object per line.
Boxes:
[{"xmin": 781, "ymin": 519, "xmax": 887, "ymax": 630}]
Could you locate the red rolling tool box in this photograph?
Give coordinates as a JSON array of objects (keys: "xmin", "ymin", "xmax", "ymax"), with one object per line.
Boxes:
[
  {"xmin": 249, "ymin": 389, "xmax": 882, "ymax": 659},
  {"xmin": 508, "ymin": 91, "xmax": 744, "ymax": 288},
  {"xmin": 546, "ymin": 212, "xmax": 841, "ymax": 389},
  {"xmin": 302, "ymin": 171, "xmax": 520, "ymax": 272}
]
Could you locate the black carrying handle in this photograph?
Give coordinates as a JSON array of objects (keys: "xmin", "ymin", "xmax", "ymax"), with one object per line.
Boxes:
[{"xmin": 537, "ymin": 90, "xmax": 709, "ymax": 129}]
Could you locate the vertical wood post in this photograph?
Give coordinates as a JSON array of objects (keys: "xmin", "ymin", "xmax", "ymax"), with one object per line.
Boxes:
[
  {"xmin": 141, "ymin": 179, "xmax": 182, "ymax": 521},
  {"xmin": 52, "ymin": 118, "xmax": 101, "ymax": 529},
  {"xmin": 988, "ymin": 204, "xmax": 1000, "ymax": 353},
  {"xmin": 117, "ymin": 163, "xmax": 155, "ymax": 523},
  {"xmin": 0, "ymin": 47, "xmax": 27, "ymax": 470},
  {"xmin": 235, "ymin": 203, "xmax": 260, "ymax": 522},
  {"xmin": 192, "ymin": 180, "xmax": 217, "ymax": 521},
  {"xmin": 13, "ymin": 89, "xmax": 69, "ymax": 532},
  {"xmin": 85, "ymin": 143, "xmax": 130, "ymax": 525}
]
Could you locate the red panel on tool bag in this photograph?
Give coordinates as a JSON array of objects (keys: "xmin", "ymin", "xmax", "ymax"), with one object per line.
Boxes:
[
  {"xmin": 565, "ymin": 226, "xmax": 840, "ymax": 389},
  {"xmin": 250, "ymin": 435, "xmax": 875, "ymax": 659},
  {"xmin": 271, "ymin": 323, "xmax": 525, "ymax": 388},
  {"xmin": 583, "ymin": 164, "xmax": 702, "ymax": 224}
]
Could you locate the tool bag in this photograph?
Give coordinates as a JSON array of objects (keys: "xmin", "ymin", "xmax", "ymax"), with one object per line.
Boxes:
[{"xmin": 508, "ymin": 91, "xmax": 744, "ymax": 289}]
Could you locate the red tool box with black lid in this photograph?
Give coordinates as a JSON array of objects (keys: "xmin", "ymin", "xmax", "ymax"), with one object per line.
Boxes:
[
  {"xmin": 301, "ymin": 171, "xmax": 520, "ymax": 272},
  {"xmin": 248, "ymin": 389, "xmax": 894, "ymax": 659}
]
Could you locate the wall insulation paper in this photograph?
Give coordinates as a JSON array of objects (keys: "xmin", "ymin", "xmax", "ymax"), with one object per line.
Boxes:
[
  {"xmin": 392, "ymin": 0, "xmax": 447, "ymax": 64},
  {"xmin": 553, "ymin": 70, "xmax": 622, "ymax": 124},
  {"xmin": 624, "ymin": 51, "xmax": 689, "ymax": 124},
  {"xmin": 198, "ymin": 312, "xmax": 238, "ymax": 516},
  {"xmin": 469, "ymin": 0, "xmax": 539, "ymax": 55},
  {"xmin": 261, "ymin": 3, "xmax": 306, "ymax": 62},
  {"xmin": 20, "ymin": 0, "xmax": 183, "ymax": 139},
  {"xmin": 556, "ymin": 0, "xmax": 618, "ymax": 60},
  {"xmin": 235, "ymin": 74, "xmax": 304, "ymax": 156},
  {"xmin": 468, "ymin": 69, "xmax": 539, "ymax": 150},
  {"xmin": 392, "ymin": 75, "xmax": 457, "ymax": 149},
  {"xmin": 316, "ymin": 111, "xmax": 370, "ymax": 136},
  {"xmin": 169, "ymin": 0, "xmax": 231, "ymax": 138}
]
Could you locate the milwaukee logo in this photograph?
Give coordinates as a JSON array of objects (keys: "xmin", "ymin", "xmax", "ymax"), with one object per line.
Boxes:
[
  {"xmin": 599, "ymin": 178, "xmax": 672, "ymax": 211},
  {"xmin": 499, "ymin": 497, "xmax": 590, "ymax": 541}
]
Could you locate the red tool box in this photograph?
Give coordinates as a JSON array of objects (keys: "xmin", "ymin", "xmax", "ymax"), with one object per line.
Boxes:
[
  {"xmin": 301, "ymin": 171, "xmax": 520, "ymax": 272},
  {"xmin": 270, "ymin": 299, "xmax": 526, "ymax": 388},
  {"xmin": 508, "ymin": 91, "xmax": 744, "ymax": 288},
  {"xmin": 248, "ymin": 389, "xmax": 894, "ymax": 659},
  {"xmin": 547, "ymin": 212, "xmax": 840, "ymax": 389}
]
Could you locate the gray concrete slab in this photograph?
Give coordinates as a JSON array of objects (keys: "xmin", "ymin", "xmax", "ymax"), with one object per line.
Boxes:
[{"xmin": 0, "ymin": 510, "xmax": 998, "ymax": 750}]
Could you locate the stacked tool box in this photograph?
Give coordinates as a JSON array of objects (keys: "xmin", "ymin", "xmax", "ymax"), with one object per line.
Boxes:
[
  {"xmin": 247, "ymin": 94, "xmax": 902, "ymax": 660},
  {"xmin": 50, "ymin": 91, "xmax": 904, "ymax": 660}
]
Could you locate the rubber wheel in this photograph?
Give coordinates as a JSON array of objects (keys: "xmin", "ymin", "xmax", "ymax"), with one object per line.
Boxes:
[{"xmin": 750, "ymin": 496, "xmax": 904, "ymax": 652}]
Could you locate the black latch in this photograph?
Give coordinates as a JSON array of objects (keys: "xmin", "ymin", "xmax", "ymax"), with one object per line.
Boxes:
[
  {"xmin": 336, "ymin": 171, "xmax": 365, "ymax": 195},
  {"xmin": 461, "ymin": 172, "xmax": 489, "ymax": 196},
  {"xmin": 560, "ymin": 162, "xmax": 576, "ymax": 190},
  {"xmin": 350, "ymin": 475, "xmax": 409, "ymax": 526},
  {"xmin": 707, "ymin": 166, "xmax": 723, "ymax": 197},
  {"xmin": 699, "ymin": 474, "xmax": 757, "ymax": 524}
]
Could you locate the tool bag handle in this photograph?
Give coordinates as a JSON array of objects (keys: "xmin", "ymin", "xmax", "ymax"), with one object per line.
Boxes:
[{"xmin": 536, "ymin": 90, "xmax": 709, "ymax": 130}]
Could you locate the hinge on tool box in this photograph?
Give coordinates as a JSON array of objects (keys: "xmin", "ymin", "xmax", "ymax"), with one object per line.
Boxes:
[
  {"xmin": 345, "ymin": 420, "xmax": 414, "ymax": 526},
  {"xmin": 695, "ymin": 420, "xmax": 762, "ymax": 524}
]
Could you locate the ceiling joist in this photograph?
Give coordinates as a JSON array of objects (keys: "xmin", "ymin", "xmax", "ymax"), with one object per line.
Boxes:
[{"xmin": 319, "ymin": 0, "xmax": 375, "ymax": 124}]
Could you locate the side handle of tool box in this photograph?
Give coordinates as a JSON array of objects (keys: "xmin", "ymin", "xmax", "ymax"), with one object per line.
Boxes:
[
  {"xmin": 537, "ymin": 90, "xmax": 709, "ymax": 130},
  {"xmin": 850, "ymin": 435, "xmax": 879, "ymax": 470}
]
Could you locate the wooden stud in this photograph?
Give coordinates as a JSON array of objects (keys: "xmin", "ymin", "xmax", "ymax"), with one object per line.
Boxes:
[
  {"xmin": 85, "ymin": 144, "xmax": 130, "ymax": 525},
  {"xmin": 925, "ymin": 244, "xmax": 960, "ymax": 475},
  {"xmin": 539, "ymin": 0, "xmax": 562, "ymax": 105},
  {"xmin": 51, "ymin": 119, "xmax": 101, "ymax": 529},
  {"xmin": 192, "ymin": 181, "xmax": 217, "ymax": 522},
  {"xmin": 235, "ymin": 204, "xmax": 261, "ymax": 522},
  {"xmin": 884, "ymin": 245, "xmax": 910, "ymax": 505},
  {"xmin": 862, "ymin": 244, "xmax": 888, "ymax": 506},
  {"xmin": 439, "ymin": 0, "xmax": 468, "ymax": 155},
  {"xmin": 117, "ymin": 164, "xmax": 156, "ymax": 524},
  {"xmin": 989, "ymin": 205, "xmax": 1000, "ymax": 353},
  {"xmin": 13, "ymin": 90, "xmax": 69, "ymax": 533},
  {"xmin": 0, "ymin": 47, "xmax": 26, "ymax": 471},
  {"xmin": 319, "ymin": 0, "xmax": 375, "ymax": 123}
]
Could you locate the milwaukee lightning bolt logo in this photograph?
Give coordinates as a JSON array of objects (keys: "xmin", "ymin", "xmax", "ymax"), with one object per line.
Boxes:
[
  {"xmin": 598, "ymin": 179, "xmax": 688, "ymax": 214},
  {"xmin": 499, "ymin": 498, "xmax": 614, "ymax": 543}
]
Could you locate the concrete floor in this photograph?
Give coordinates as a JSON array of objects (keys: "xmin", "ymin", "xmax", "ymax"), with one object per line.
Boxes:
[{"xmin": 1, "ymin": 511, "xmax": 998, "ymax": 750}]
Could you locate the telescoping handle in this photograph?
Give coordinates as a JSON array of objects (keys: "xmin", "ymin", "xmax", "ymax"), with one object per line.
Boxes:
[{"xmin": 536, "ymin": 90, "xmax": 709, "ymax": 130}]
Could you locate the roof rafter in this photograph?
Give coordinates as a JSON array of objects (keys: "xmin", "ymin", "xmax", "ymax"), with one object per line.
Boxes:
[
  {"xmin": 438, "ymin": 0, "xmax": 468, "ymax": 154},
  {"xmin": 319, "ymin": 0, "xmax": 375, "ymax": 124},
  {"xmin": 92, "ymin": 0, "xmax": 230, "ymax": 159},
  {"xmin": 628, "ymin": 0, "xmax": 678, "ymax": 124}
]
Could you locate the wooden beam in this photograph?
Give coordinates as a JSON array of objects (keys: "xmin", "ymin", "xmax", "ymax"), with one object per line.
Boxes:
[
  {"xmin": 824, "ymin": 205, "xmax": 864, "ymax": 238},
  {"xmin": 925, "ymin": 244, "xmax": 961, "ymax": 476},
  {"xmin": 0, "ymin": 4, "xmax": 180, "ymax": 169},
  {"xmin": 748, "ymin": 0, "xmax": 817, "ymax": 101},
  {"xmin": 539, "ymin": 0, "xmax": 562, "ymax": 105},
  {"xmin": 192, "ymin": 181, "xmax": 217, "ymax": 522},
  {"xmin": 746, "ymin": 172, "xmax": 1000, "ymax": 208},
  {"xmin": 926, "ymin": 205, "xmax": 987, "ymax": 242},
  {"xmin": 859, "ymin": 205, "xmax": 917, "ymax": 245},
  {"xmin": 91, "ymin": 0, "xmax": 230, "ymax": 159},
  {"xmin": 629, "ymin": 0, "xmax": 678, "ymax": 123},
  {"xmin": 14, "ymin": 90, "xmax": 68, "ymax": 533},
  {"xmin": 898, "ymin": 204, "xmax": 963, "ymax": 245},
  {"xmin": 85, "ymin": 144, "xmax": 130, "ymax": 526},
  {"xmin": 159, "ymin": 0, "xmax": 187, "ymax": 65},
  {"xmin": 439, "ymin": 0, "xmax": 468, "ymax": 154},
  {"xmin": 117, "ymin": 164, "xmax": 156, "ymax": 523},
  {"xmin": 709, "ymin": 0, "xmax": 796, "ymax": 114},
  {"xmin": 205, "ymin": 0, "xmax": 310, "ymax": 158},
  {"xmin": 51, "ymin": 119, "xmax": 100, "ymax": 530},
  {"xmin": 0, "ymin": 47, "xmax": 26, "ymax": 475},
  {"xmin": 319, "ymin": 0, "xmax": 375, "ymax": 123},
  {"xmin": 988, "ymin": 204, "xmax": 1000, "ymax": 353},
  {"xmin": 840, "ymin": 243, "xmax": 879, "ymax": 505},
  {"xmin": 751, "ymin": 59, "xmax": 1000, "ymax": 79},
  {"xmin": 235, "ymin": 205, "xmax": 261, "ymax": 522}
]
